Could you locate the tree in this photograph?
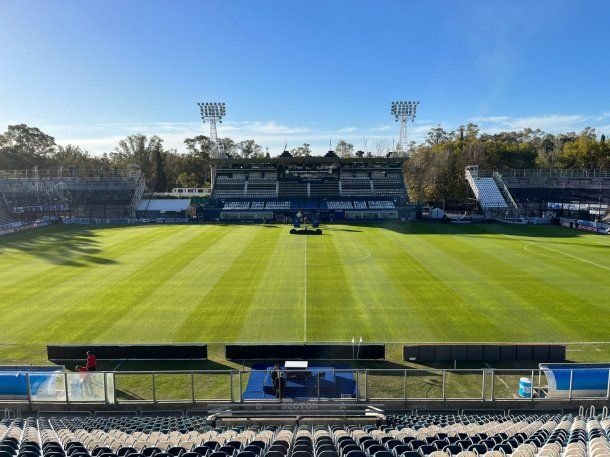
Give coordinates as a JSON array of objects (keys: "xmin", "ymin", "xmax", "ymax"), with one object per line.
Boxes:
[
  {"xmin": 426, "ymin": 125, "xmax": 453, "ymax": 145},
  {"xmin": 236, "ymin": 140, "xmax": 262, "ymax": 159},
  {"xmin": 374, "ymin": 141, "xmax": 391, "ymax": 157},
  {"xmin": 560, "ymin": 129, "xmax": 602, "ymax": 169},
  {"xmin": 290, "ymin": 143, "xmax": 312, "ymax": 157},
  {"xmin": 464, "ymin": 123, "xmax": 480, "ymax": 139},
  {"xmin": 183, "ymin": 135, "xmax": 214, "ymax": 186},
  {"xmin": 54, "ymin": 144, "xmax": 101, "ymax": 169},
  {"xmin": 218, "ymin": 138, "xmax": 236, "ymax": 157},
  {"xmin": 335, "ymin": 139, "xmax": 354, "ymax": 158},
  {"xmin": 151, "ymin": 146, "xmax": 168, "ymax": 191},
  {"xmin": 110, "ymin": 134, "xmax": 165, "ymax": 187},
  {"xmin": 0, "ymin": 124, "xmax": 57, "ymax": 169},
  {"xmin": 176, "ymin": 172, "xmax": 200, "ymax": 188},
  {"xmin": 184, "ymin": 135, "xmax": 213, "ymax": 158}
]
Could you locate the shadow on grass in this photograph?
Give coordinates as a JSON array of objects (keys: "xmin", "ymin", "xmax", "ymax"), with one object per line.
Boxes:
[
  {"xmin": 0, "ymin": 224, "xmax": 118, "ymax": 266},
  {"xmin": 115, "ymin": 388, "xmax": 144, "ymax": 400},
  {"xmin": 59, "ymin": 359, "xmax": 235, "ymax": 372},
  {"xmin": 324, "ymin": 227, "xmax": 363, "ymax": 233},
  {"xmin": 340, "ymin": 220, "xmax": 595, "ymax": 239}
]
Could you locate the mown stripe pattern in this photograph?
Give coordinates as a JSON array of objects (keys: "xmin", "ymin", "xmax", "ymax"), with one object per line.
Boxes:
[{"xmin": 0, "ymin": 222, "xmax": 608, "ymax": 346}]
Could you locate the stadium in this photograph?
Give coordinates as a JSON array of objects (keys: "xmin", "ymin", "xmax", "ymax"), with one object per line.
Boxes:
[{"xmin": 2, "ymin": 2, "xmax": 610, "ymax": 456}]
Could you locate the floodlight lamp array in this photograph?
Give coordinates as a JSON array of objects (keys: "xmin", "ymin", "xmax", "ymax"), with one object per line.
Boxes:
[
  {"xmin": 391, "ymin": 101, "xmax": 419, "ymax": 121},
  {"xmin": 197, "ymin": 102, "xmax": 226, "ymax": 122}
]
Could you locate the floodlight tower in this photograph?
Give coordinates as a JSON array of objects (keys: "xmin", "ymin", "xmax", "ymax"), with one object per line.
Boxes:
[
  {"xmin": 197, "ymin": 101, "xmax": 227, "ymax": 158},
  {"xmin": 391, "ymin": 100, "xmax": 419, "ymax": 157}
]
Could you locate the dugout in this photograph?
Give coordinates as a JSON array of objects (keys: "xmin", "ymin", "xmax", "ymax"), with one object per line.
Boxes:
[
  {"xmin": 541, "ymin": 363, "xmax": 610, "ymax": 398},
  {"xmin": 0, "ymin": 366, "xmax": 63, "ymax": 400}
]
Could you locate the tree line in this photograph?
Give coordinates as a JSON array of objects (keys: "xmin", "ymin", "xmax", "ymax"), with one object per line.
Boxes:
[
  {"xmin": 0, "ymin": 123, "xmax": 608, "ymax": 199},
  {"xmin": 404, "ymin": 124, "xmax": 609, "ymax": 204},
  {"xmin": 0, "ymin": 124, "xmax": 268, "ymax": 191}
]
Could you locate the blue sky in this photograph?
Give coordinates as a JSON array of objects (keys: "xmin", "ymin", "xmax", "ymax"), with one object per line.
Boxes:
[{"xmin": 1, "ymin": 0, "xmax": 609, "ymax": 155}]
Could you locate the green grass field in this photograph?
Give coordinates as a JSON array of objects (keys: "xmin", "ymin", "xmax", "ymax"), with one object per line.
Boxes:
[{"xmin": 0, "ymin": 221, "xmax": 609, "ymax": 363}]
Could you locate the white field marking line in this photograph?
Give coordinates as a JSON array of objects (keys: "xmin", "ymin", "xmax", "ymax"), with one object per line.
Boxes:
[
  {"xmin": 304, "ymin": 234, "xmax": 307, "ymax": 343},
  {"xmin": 485, "ymin": 362, "xmax": 517, "ymax": 398},
  {"xmin": 497, "ymin": 231, "xmax": 610, "ymax": 271},
  {"xmin": 523, "ymin": 242, "xmax": 568, "ymax": 261},
  {"xmin": 523, "ymin": 241, "xmax": 610, "ymax": 271},
  {"xmin": 341, "ymin": 249, "xmax": 371, "ymax": 264},
  {"xmin": 307, "ymin": 248, "xmax": 372, "ymax": 266}
]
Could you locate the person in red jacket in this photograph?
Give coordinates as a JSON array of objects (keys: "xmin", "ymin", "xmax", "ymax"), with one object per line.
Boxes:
[{"xmin": 86, "ymin": 351, "xmax": 97, "ymax": 371}]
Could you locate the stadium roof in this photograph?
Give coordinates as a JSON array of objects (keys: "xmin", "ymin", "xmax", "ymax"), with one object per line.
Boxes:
[
  {"xmin": 136, "ymin": 199, "xmax": 191, "ymax": 212},
  {"xmin": 210, "ymin": 156, "xmax": 406, "ymax": 164}
]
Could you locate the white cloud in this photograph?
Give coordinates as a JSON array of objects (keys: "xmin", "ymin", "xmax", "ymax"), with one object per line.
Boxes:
[
  {"xmin": 470, "ymin": 114, "xmax": 592, "ymax": 133},
  {"xmin": 45, "ymin": 119, "xmax": 412, "ymax": 156},
  {"xmin": 595, "ymin": 112, "xmax": 610, "ymax": 122}
]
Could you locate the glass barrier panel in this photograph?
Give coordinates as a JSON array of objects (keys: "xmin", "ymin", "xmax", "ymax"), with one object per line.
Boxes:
[
  {"xmin": 30, "ymin": 371, "xmax": 66, "ymax": 402},
  {"xmin": 193, "ymin": 371, "xmax": 232, "ymax": 401},
  {"xmin": 113, "ymin": 373, "xmax": 153, "ymax": 402},
  {"xmin": 444, "ymin": 370, "xmax": 484, "ymax": 399},
  {"xmin": 367, "ymin": 370, "xmax": 406, "ymax": 400},
  {"xmin": 492, "ymin": 370, "xmax": 535, "ymax": 400},
  {"xmin": 66, "ymin": 372, "xmax": 106, "ymax": 402},
  {"xmin": 405, "ymin": 369, "xmax": 443, "ymax": 399},
  {"xmin": 318, "ymin": 369, "xmax": 358, "ymax": 401},
  {"xmin": 153, "ymin": 373, "xmax": 194, "ymax": 402}
]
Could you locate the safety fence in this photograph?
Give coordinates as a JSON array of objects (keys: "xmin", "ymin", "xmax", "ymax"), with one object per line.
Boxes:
[{"xmin": 1, "ymin": 368, "xmax": 610, "ymax": 405}]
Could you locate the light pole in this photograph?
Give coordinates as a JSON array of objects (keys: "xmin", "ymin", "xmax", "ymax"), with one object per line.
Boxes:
[
  {"xmin": 197, "ymin": 102, "xmax": 227, "ymax": 158},
  {"xmin": 391, "ymin": 100, "xmax": 419, "ymax": 157}
]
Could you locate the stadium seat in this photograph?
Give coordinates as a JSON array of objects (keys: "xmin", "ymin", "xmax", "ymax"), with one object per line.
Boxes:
[
  {"xmin": 142, "ymin": 449, "xmax": 161, "ymax": 457},
  {"xmin": 265, "ymin": 451, "xmax": 286, "ymax": 457},
  {"xmin": 317, "ymin": 451, "xmax": 338, "ymax": 457}
]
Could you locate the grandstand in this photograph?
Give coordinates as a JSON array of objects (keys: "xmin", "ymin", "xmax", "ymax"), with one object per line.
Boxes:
[
  {"xmin": 465, "ymin": 166, "xmax": 512, "ymax": 216},
  {"xmin": 465, "ymin": 166, "xmax": 610, "ymax": 221},
  {"xmin": 205, "ymin": 156, "xmax": 415, "ymax": 221},
  {"xmin": 499, "ymin": 169, "xmax": 610, "ymax": 220},
  {"xmin": 0, "ymin": 167, "xmax": 145, "ymax": 222},
  {"xmin": 2, "ymin": 411, "xmax": 610, "ymax": 457}
]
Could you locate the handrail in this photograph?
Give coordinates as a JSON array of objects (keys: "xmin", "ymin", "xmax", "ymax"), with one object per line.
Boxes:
[
  {"xmin": 3, "ymin": 367, "xmax": 610, "ymax": 405},
  {"xmin": 497, "ymin": 168, "xmax": 610, "ymax": 179}
]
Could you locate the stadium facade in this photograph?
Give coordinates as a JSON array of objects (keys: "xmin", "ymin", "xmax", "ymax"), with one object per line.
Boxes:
[
  {"xmin": 466, "ymin": 166, "xmax": 609, "ymax": 221},
  {"xmin": 200, "ymin": 155, "xmax": 419, "ymax": 222},
  {"xmin": 1, "ymin": 162, "xmax": 609, "ymax": 226}
]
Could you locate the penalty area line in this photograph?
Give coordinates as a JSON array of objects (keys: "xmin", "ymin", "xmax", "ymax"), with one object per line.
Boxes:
[{"xmin": 525, "ymin": 241, "xmax": 610, "ymax": 271}]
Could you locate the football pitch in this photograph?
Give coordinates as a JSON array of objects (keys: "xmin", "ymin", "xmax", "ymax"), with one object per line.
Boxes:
[{"xmin": 0, "ymin": 221, "xmax": 609, "ymax": 355}]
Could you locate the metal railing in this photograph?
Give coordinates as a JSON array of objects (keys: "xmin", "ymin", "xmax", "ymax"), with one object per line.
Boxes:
[
  {"xmin": 493, "ymin": 171, "xmax": 522, "ymax": 215},
  {"xmin": 0, "ymin": 169, "xmax": 139, "ymax": 180},
  {"xmin": 499, "ymin": 169, "xmax": 610, "ymax": 179},
  {"xmin": 1, "ymin": 368, "xmax": 609, "ymax": 405}
]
